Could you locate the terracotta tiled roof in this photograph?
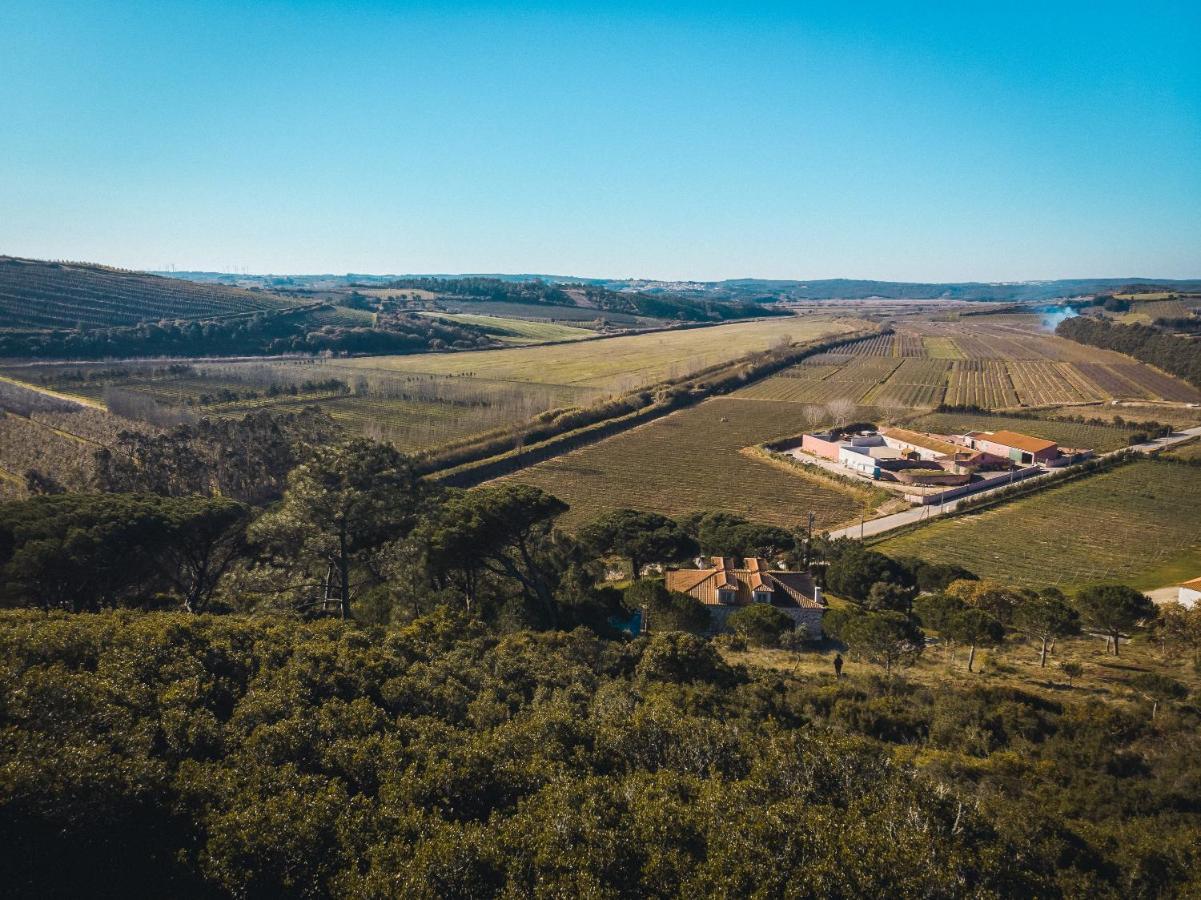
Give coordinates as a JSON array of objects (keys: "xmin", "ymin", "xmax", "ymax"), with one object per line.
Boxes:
[
  {"xmin": 1179, "ymin": 576, "xmax": 1201, "ymax": 591},
  {"xmin": 665, "ymin": 557, "xmax": 824, "ymax": 609},
  {"xmin": 987, "ymin": 430, "xmax": 1057, "ymax": 454},
  {"xmin": 666, "ymin": 568, "xmax": 717, "ymax": 594}
]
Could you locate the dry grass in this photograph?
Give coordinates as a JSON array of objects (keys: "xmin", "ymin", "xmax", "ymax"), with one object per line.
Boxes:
[
  {"xmin": 723, "ymin": 630, "xmax": 1201, "ymax": 710},
  {"xmin": 333, "ymin": 317, "xmax": 859, "ymax": 392}
]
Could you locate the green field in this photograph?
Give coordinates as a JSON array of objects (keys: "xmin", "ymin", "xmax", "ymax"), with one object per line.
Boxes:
[
  {"xmin": 334, "ymin": 316, "xmax": 856, "ymax": 392},
  {"xmin": 875, "ymin": 459, "xmax": 1201, "ymax": 590},
  {"xmin": 417, "ymin": 311, "xmax": 596, "ymax": 344},
  {"xmin": 425, "ymin": 300, "xmax": 652, "ymax": 326},
  {"xmin": 497, "ymin": 397, "xmax": 870, "ymax": 530}
]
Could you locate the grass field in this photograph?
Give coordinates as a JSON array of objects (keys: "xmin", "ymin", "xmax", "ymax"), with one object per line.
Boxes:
[
  {"xmin": 497, "ymin": 397, "xmax": 872, "ymax": 530},
  {"xmin": 725, "ymin": 629, "xmax": 1201, "ymax": 714},
  {"xmin": 425, "ymin": 300, "xmax": 652, "ymax": 326},
  {"xmin": 1164, "ymin": 440, "xmax": 1201, "ymax": 462},
  {"xmin": 333, "ymin": 317, "xmax": 857, "ymax": 392},
  {"xmin": 874, "ymin": 459, "xmax": 1201, "ymax": 590},
  {"xmin": 416, "ymin": 312, "xmax": 596, "ymax": 344}
]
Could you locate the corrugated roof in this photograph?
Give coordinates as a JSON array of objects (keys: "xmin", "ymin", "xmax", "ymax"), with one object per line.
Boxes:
[
  {"xmin": 987, "ymin": 430, "xmax": 1057, "ymax": 454},
  {"xmin": 879, "ymin": 426, "xmax": 959, "ymax": 456}
]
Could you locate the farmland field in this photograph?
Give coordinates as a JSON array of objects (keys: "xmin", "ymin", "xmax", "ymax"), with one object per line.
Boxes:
[
  {"xmin": 332, "ymin": 316, "xmax": 858, "ymax": 392},
  {"xmin": 416, "ymin": 312, "xmax": 596, "ymax": 344},
  {"xmin": 922, "ymin": 336, "xmax": 964, "ymax": 359},
  {"xmin": 874, "ymin": 460, "xmax": 1201, "ymax": 590},
  {"xmin": 0, "ymin": 317, "xmax": 856, "ymax": 455},
  {"xmin": 1005, "ymin": 361, "xmax": 1104, "ymax": 405},
  {"xmin": 840, "ymin": 333, "xmax": 895, "ymax": 356},
  {"xmin": 1165, "ymin": 440, "xmax": 1201, "ymax": 462},
  {"xmin": 0, "ymin": 256, "xmax": 291, "ymax": 330},
  {"xmin": 734, "ymin": 372, "xmax": 871, "ymax": 405},
  {"xmin": 730, "ymin": 316, "xmax": 1199, "ymax": 414},
  {"xmin": 423, "ymin": 300, "xmax": 652, "ymax": 326},
  {"xmin": 1106, "ymin": 363, "xmax": 1201, "ymax": 403},
  {"xmin": 496, "ymin": 397, "xmax": 869, "ymax": 530},
  {"xmin": 945, "ymin": 360, "xmax": 1018, "ymax": 408}
]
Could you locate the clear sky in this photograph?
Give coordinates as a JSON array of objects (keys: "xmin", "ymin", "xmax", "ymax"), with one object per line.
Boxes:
[{"xmin": 2, "ymin": 1, "xmax": 1198, "ymax": 281}]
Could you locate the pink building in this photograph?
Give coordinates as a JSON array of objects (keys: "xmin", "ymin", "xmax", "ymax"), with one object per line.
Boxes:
[{"xmin": 801, "ymin": 432, "xmax": 843, "ymax": 460}]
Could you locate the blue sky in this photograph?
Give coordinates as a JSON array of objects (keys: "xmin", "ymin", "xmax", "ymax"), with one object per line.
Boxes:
[{"xmin": 2, "ymin": 1, "xmax": 1198, "ymax": 280}]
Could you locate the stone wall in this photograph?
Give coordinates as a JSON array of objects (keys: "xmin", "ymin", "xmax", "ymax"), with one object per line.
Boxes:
[{"xmin": 705, "ymin": 604, "xmax": 824, "ymax": 640}]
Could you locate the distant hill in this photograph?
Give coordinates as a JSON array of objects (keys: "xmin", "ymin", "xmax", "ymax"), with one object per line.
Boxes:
[
  {"xmin": 0, "ymin": 256, "xmax": 292, "ymax": 331},
  {"xmin": 620, "ymin": 277, "xmax": 1201, "ymax": 303},
  {"xmin": 160, "ymin": 270, "xmax": 1201, "ymax": 303},
  {"xmin": 375, "ymin": 277, "xmax": 774, "ymax": 323}
]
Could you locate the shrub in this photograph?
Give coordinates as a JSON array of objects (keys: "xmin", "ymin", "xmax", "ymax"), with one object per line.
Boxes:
[{"xmin": 726, "ymin": 604, "xmax": 795, "ymax": 648}]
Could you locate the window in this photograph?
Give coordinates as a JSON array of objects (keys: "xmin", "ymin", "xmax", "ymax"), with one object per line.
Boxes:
[
  {"xmin": 753, "ymin": 590, "xmax": 772, "ymax": 604},
  {"xmin": 718, "ymin": 589, "xmax": 736, "ymax": 604}
]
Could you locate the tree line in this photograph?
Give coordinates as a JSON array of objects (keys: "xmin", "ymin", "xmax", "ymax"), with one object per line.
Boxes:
[
  {"xmin": 0, "ymin": 307, "xmax": 497, "ymax": 359},
  {"xmin": 1057, "ymin": 315, "xmax": 1201, "ymax": 389},
  {"xmin": 380, "ymin": 276, "xmax": 775, "ymax": 323}
]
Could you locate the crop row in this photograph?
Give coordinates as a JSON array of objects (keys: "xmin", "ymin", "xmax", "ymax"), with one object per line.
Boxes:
[
  {"xmin": 945, "ymin": 360, "xmax": 1018, "ymax": 408},
  {"xmin": 0, "ymin": 258, "xmax": 289, "ymax": 330},
  {"xmin": 861, "ymin": 381, "xmax": 945, "ymax": 408},
  {"xmin": 891, "ymin": 330, "xmax": 926, "ymax": 356},
  {"xmin": 1106, "ymin": 363, "xmax": 1201, "ymax": 403},
  {"xmin": 733, "ymin": 376, "xmax": 870, "ymax": 405},
  {"xmin": 841, "ymin": 333, "xmax": 896, "ymax": 356},
  {"xmin": 1005, "ymin": 361, "xmax": 1104, "ymax": 406}
]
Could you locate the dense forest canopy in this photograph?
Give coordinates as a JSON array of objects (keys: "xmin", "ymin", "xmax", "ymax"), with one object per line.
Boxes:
[
  {"xmin": 3, "ymin": 608, "xmax": 1199, "ymax": 898},
  {"xmin": 0, "ymin": 307, "xmax": 498, "ymax": 359},
  {"xmin": 1057, "ymin": 316, "xmax": 1201, "ymax": 389}
]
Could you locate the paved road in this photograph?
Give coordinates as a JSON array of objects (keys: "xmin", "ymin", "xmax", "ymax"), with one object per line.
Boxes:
[{"xmin": 827, "ymin": 425, "xmax": 1201, "ymax": 541}]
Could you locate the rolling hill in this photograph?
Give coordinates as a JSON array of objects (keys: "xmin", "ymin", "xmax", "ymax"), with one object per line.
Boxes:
[{"xmin": 0, "ymin": 256, "xmax": 293, "ymax": 331}]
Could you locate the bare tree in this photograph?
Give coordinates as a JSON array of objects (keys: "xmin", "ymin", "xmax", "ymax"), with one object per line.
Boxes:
[
  {"xmin": 802, "ymin": 404, "xmax": 828, "ymax": 433},
  {"xmin": 876, "ymin": 398, "xmax": 906, "ymax": 426},
  {"xmin": 826, "ymin": 398, "xmax": 856, "ymax": 429}
]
